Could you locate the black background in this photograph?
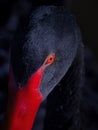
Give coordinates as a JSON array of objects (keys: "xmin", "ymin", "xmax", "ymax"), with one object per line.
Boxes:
[{"xmin": 0, "ymin": 0, "xmax": 98, "ymax": 63}]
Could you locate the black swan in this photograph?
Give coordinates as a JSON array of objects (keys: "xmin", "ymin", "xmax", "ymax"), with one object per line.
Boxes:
[{"xmin": 1, "ymin": 6, "xmax": 98, "ymax": 130}]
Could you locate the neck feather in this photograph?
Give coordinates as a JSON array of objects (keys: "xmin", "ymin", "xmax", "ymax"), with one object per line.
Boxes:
[{"xmin": 43, "ymin": 45, "xmax": 84, "ymax": 130}]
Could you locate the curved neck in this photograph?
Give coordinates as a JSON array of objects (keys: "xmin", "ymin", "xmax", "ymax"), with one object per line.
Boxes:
[{"xmin": 44, "ymin": 46, "xmax": 84, "ymax": 130}]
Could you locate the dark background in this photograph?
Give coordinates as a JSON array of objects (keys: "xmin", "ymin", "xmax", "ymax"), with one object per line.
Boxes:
[
  {"xmin": 0, "ymin": 0, "xmax": 98, "ymax": 63},
  {"xmin": 66, "ymin": 0, "xmax": 98, "ymax": 63},
  {"xmin": 71, "ymin": 0, "xmax": 98, "ymax": 63},
  {"xmin": 0, "ymin": 0, "xmax": 98, "ymax": 62}
]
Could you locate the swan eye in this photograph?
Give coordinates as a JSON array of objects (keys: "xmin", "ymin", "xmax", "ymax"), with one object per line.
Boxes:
[{"xmin": 44, "ymin": 53, "xmax": 55, "ymax": 66}]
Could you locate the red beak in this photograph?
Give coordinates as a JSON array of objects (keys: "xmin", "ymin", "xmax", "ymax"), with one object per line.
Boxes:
[{"xmin": 2, "ymin": 66, "xmax": 45, "ymax": 130}]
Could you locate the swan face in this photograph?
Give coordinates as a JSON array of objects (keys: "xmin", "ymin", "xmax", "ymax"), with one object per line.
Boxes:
[{"xmin": 11, "ymin": 6, "xmax": 80, "ymax": 99}]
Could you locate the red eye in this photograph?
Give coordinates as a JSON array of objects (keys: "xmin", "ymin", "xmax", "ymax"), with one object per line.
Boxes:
[{"xmin": 44, "ymin": 53, "xmax": 55, "ymax": 66}]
